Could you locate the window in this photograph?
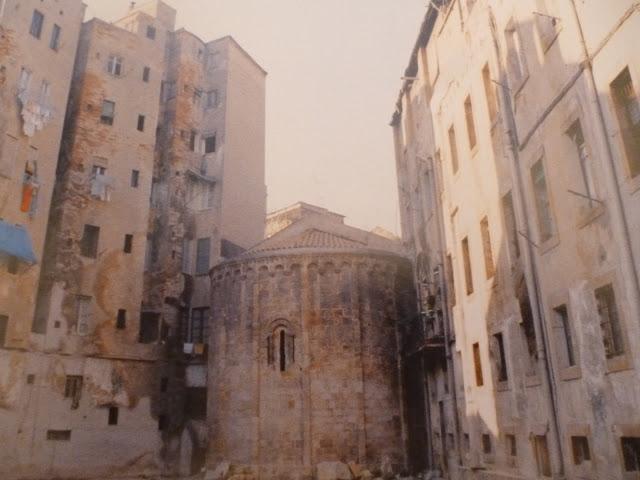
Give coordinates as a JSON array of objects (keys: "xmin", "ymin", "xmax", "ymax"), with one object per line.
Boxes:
[
  {"xmin": 0, "ymin": 315, "xmax": 8, "ymax": 347},
  {"xmin": 567, "ymin": 120, "xmax": 597, "ymax": 207},
  {"xmin": 531, "ymin": 159, "xmax": 556, "ymax": 242},
  {"xmin": 146, "ymin": 25, "xmax": 156, "ymax": 40},
  {"xmin": 139, "ymin": 312, "xmax": 160, "ymax": 344},
  {"xmin": 446, "ymin": 254, "xmax": 456, "ymax": 307},
  {"xmin": 482, "ymin": 434, "xmax": 492, "ymax": 454},
  {"xmin": 205, "ymin": 90, "xmax": 218, "ymax": 109},
  {"xmin": 611, "ymin": 67, "xmax": 640, "ymax": 178},
  {"xmin": 267, "ymin": 328, "xmax": 295, "ymax": 372},
  {"xmin": 131, "ymin": 170, "xmax": 139, "ymax": 188},
  {"xmin": 480, "ymin": 217, "xmax": 495, "ymax": 278},
  {"xmin": 19, "ymin": 67, "xmax": 32, "ymax": 92},
  {"xmin": 50, "ymin": 24, "xmax": 61, "ymax": 50},
  {"xmin": 137, "ymin": 115, "xmax": 145, "ymax": 132},
  {"xmin": 554, "ymin": 304, "xmax": 575, "ymax": 367},
  {"xmin": 108, "ymin": 406, "xmax": 119, "ymax": 425},
  {"xmin": 75, "ymin": 295, "xmax": 92, "ymax": 336},
  {"xmin": 123, "ymin": 234, "xmax": 133, "ymax": 254},
  {"xmin": 518, "ymin": 286, "xmax": 538, "ymax": 372},
  {"xmin": 493, "ymin": 333, "xmax": 508, "ymax": 381},
  {"xmin": 482, "ymin": 63, "xmax": 498, "ymax": 123},
  {"xmin": 501, "ymin": 191, "xmax": 520, "ymax": 261},
  {"xmin": 80, "ymin": 224, "xmax": 100, "ymax": 258},
  {"xmin": 39, "ymin": 80, "xmax": 50, "ymax": 105},
  {"xmin": 463, "ymin": 433, "xmax": 470, "ymax": 452},
  {"xmin": 184, "ymin": 387, "xmax": 207, "ymax": 419},
  {"xmin": 107, "ymin": 56, "xmax": 123, "ymax": 76},
  {"xmin": 100, "ymin": 100, "xmax": 115, "ymax": 125},
  {"xmin": 64, "ymin": 375, "xmax": 83, "ymax": 410},
  {"xmin": 571, "ymin": 436, "xmax": 591, "ymax": 465},
  {"xmin": 622, "ymin": 437, "xmax": 640, "ymax": 472},
  {"xmin": 448, "ymin": 125, "xmax": 459, "ymax": 173},
  {"xmin": 30, "ymin": 10, "xmax": 44, "ymax": 39},
  {"xmin": 195, "ymin": 238, "xmax": 210, "ymax": 275},
  {"xmin": 189, "ymin": 130, "xmax": 197, "ymax": 151},
  {"xmin": 26, "ymin": 374, "xmax": 35, "ymax": 385},
  {"xmin": 116, "ymin": 309, "xmax": 126, "ymax": 329},
  {"xmin": 595, "ymin": 284, "xmax": 624, "ymax": 358},
  {"xmin": 505, "ymin": 24, "xmax": 527, "ymax": 86},
  {"xmin": 472, "ymin": 342, "xmax": 483, "ymax": 386},
  {"xmin": 464, "ymin": 95, "xmax": 477, "ymax": 149},
  {"xmin": 506, "ymin": 434, "xmax": 517, "ymax": 457},
  {"xmin": 461, "ymin": 237, "xmax": 473, "ymax": 295},
  {"xmin": 142, "ymin": 66, "xmax": 150, "ymax": 82},
  {"xmin": 189, "ymin": 307, "xmax": 209, "ymax": 343},
  {"xmin": 533, "ymin": 435, "xmax": 552, "ymax": 477},
  {"xmin": 47, "ymin": 430, "xmax": 71, "ymax": 441},
  {"xmin": 204, "ymin": 134, "xmax": 216, "ymax": 154}
]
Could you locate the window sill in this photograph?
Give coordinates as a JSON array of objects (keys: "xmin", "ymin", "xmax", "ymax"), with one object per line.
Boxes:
[
  {"xmin": 576, "ymin": 204, "xmax": 605, "ymax": 229},
  {"xmin": 606, "ymin": 354, "xmax": 632, "ymax": 374},
  {"xmin": 560, "ymin": 365, "xmax": 582, "ymax": 381}
]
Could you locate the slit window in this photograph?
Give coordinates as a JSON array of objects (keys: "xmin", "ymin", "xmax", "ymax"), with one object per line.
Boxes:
[
  {"xmin": 64, "ymin": 375, "xmax": 83, "ymax": 410},
  {"xmin": 506, "ymin": 434, "xmax": 517, "ymax": 457},
  {"xmin": 464, "ymin": 95, "xmax": 477, "ymax": 149},
  {"xmin": 472, "ymin": 342, "xmax": 483, "ymax": 386},
  {"xmin": 446, "ymin": 253, "xmax": 456, "ymax": 306},
  {"xmin": 571, "ymin": 436, "xmax": 591, "ymax": 465},
  {"xmin": 137, "ymin": 115, "xmax": 145, "ymax": 132},
  {"xmin": 448, "ymin": 125, "xmax": 459, "ymax": 174},
  {"xmin": 493, "ymin": 332, "xmax": 508, "ymax": 382},
  {"xmin": 595, "ymin": 283, "xmax": 624, "ymax": 358},
  {"xmin": 50, "ymin": 24, "xmax": 61, "ymax": 51},
  {"xmin": 461, "ymin": 237, "xmax": 473, "ymax": 295},
  {"xmin": 195, "ymin": 238, "xmax": 210, "ymax": 275},
  {"xmin": 0, "ymin": 315, "xmax": 7, "ymax": 347},
  {"xmin": 531, "ymin": 158, "xmax": 556, "ymax": 242},
  {"xmin": 123, "ymin": 234, "xmax": 133, "ymax": 253},
  {"xmin": 142, "ymin": 66, "xmax": 151, "ymax": 82},
  {"xmin": 30, "ymin": 10, "xmax": 44, "ymax": 39},
  {"xmin": 480, "ymin": 216, "xmax": 495, "ymax": 278},
  {"xmin": 610, "ymin": 67, "xmax": 640, "ymax": 178},
  {"xmin": 189, "ymin": 130, "xmax": 197, "ymax": 151},
  {"xmin": 622, "ymin": 437, "xmax": 640, "ymax": 472},
  {"xmin": 108, "ymin": 406, "xmax": 119, "ymax": 425},
  {"xmin": 116, "ymin": 309, "xmax": 126, "ymax": 329},
  {"xmin": 131, "ymin": 170, "xmax": 140, "ymax": 188},
  {"xmin": 554, "ymin": 304, "xmax": 575, "ymax": 367},
  {"xmin": 482, "ymin": 434, "xmax": 492, "ymax": 454},
  {"xmin": 47, "ymin": 430, "xmax": 71, "ymax": 441}
]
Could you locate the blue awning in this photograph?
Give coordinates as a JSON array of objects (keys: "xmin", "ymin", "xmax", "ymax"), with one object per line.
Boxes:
[{"xmin": 0, "ymin": 220, "xmax": 37, "ymax": 264}]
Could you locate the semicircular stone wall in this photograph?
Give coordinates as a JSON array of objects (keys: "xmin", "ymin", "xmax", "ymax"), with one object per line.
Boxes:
[{"xmin": 207, "ymin": 251, "xmax": 415, "ymax": 479}]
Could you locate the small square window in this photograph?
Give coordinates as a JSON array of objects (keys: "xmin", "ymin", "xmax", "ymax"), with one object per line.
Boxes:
[
  {"xmin": 137, "ymin": 115, "xmax": 145, "ymax": 132},
  {"xmin": 142, "ymin": 66, "xmax": 151, "ymax": 82},
  {"xmin": 108, "ymin": 406, "xmax": 119, "ymax": 425},
  {"xmin": 116, "ymin": 309, "xmax": 126, "ymax": 329},
  {"xmin": 50, "ymin": 24, "xmax": 61, "ymax": 50},
  {"xmin": 26, "ymin": 374, "xmax": 35, "ymax": 384},
  {"xmin": 131, "ymin": 170, "xmax": 140, "ymax": 188},
  {"xmin": 30, "ymin": 10, "xmax": 44, "ymax": 39},
  {"xmin": 146, "ymin": 25, "xmax": 156, "ymax": 40}
]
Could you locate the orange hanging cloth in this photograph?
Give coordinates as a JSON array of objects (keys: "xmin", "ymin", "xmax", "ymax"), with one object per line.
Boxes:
[{"xmin": 20, "ymin": 182, "xmax": 34, "ymax": 212}]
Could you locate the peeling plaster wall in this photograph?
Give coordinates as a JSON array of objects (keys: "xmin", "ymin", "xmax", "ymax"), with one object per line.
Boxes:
[
  {"xmin": 394, "ymin": 0, "xmax": 640, "ymax": 478},
  {"xmin": 208, "ymin": 253, "xmax": 411, "ymax": 479}
]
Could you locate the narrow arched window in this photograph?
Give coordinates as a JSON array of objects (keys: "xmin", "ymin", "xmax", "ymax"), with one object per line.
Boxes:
[
  {"xmin": 267, "ymin": 325, "xmax": 295, "ymax": 371},
  {"xmin": 279, "ymin": 330, "xmax": 286, "ymax": 372}
]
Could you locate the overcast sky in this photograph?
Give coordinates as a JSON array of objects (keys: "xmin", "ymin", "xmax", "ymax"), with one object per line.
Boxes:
[{"xmin": 83, "ymin": 0, "xmax": 426, "ymax": 233}]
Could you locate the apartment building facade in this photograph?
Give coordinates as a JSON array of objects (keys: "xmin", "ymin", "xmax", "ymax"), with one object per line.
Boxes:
[
  {"xmin": 0, "ymin": 1, "xmax": 267, "ymax": 478},
  {"xmin": 392, "ymin": 1, "xmax": 640, "ymax": 478}
]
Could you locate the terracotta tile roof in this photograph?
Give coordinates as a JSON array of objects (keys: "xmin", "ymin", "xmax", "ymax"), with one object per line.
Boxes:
[{"xmin": 244, "ymin": 229, "xmax": 367, "ymax": 255}]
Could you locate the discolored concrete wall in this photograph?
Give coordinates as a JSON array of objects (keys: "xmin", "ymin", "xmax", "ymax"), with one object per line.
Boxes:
[{"xmin": 208, "ymin": 252, "xmax": 415, "ymax": 479}]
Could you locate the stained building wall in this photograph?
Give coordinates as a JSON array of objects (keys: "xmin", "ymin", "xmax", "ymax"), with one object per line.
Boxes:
[
  {"xmin": 393, "ymin": 0, "xmax": 640, "ymax": 478},
  {"xmin": 208, "ymin": 251, "xmax": 412, "ymax": 479}
]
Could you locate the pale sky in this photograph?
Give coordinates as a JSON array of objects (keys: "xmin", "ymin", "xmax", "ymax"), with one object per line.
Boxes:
[{"xmin": 83, "ymin": 0, "xmax": 426, "ymax": 234}]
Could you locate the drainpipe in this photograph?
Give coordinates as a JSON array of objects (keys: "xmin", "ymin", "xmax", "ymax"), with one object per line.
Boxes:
[
  {"xmin": 567, "ymin": 0, "xmax": 640, "ymax": 323},
  {"xmin": 427, "ymin": 154, "xmax": 464, "ymax": 471},
  {"xmin": 487, "ymin": 9, "xmax": 566, "ymax": 477}
]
